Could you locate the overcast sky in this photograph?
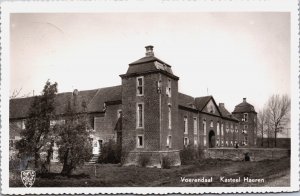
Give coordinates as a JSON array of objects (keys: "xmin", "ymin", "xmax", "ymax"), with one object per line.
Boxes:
[{"xmin": 10, "ymin": 12, "xmax": 290, "ymax": 113}]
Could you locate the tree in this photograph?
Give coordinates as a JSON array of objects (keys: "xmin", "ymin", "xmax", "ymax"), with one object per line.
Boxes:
[
  {"xmin": 16, "ymin": 80, "xmax": 58, "ymax": 170},
  {"xmin": 257, "ymin": 107, "xmax": 268, "ymax": 147},
  {"xmin": 266, "ymin": 94, "xmax": 290, "ymax": 147},
  {"xmin": 56, "ymin": 99, "xmax": 92, "ymax": 176}
]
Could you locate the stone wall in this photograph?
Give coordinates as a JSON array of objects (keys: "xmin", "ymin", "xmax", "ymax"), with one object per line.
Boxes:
[{"xmin": 204, "ymin": 148, "xmax": 290, "ymax": 161}]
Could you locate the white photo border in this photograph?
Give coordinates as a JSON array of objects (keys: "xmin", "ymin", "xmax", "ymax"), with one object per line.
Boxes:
[{"xmin": 1, "ymin": 0, "xmax": 299, "ymax": 194}]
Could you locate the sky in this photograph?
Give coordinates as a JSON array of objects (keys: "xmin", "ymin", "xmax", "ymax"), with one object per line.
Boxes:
[{"xmin": 10, "ymin": 12, "xmax": 290, "ymax": 113}]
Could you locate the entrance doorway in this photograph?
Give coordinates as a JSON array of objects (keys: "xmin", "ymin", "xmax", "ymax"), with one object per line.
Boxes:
[{"xmin": 209, "ymin": 130, "xmax": 215, "ymax": 148}]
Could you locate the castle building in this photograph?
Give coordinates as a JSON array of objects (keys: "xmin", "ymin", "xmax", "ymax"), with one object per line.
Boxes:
[{"xmin": 9, "ymin": 46, "xmax": 257, "ymax": 167}]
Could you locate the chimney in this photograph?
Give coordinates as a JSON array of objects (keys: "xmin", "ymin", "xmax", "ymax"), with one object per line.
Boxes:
[
  {"xmin": 219, "ymin": 103, "xmax": 224, "ymax": 108},
  {"xmin": 243, "ymin": 98, "xmax": 246, "ymax": 103},
  {"xmin": 145, "ymin": 45, "xmax": 154, "ymax": 57},
  {"xmin": 73, "ymin": 89, "xmax": 79, "ymax": 96}
]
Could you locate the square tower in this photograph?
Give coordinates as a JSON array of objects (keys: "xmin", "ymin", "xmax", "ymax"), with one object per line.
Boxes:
[{"xmin": 120, "ymin": 46, "xmax": 181, "ymax": 167}]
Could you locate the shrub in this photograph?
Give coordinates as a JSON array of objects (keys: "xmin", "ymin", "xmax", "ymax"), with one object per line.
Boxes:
[
  {"xmin": 161, "ymin": 156, "xmax": 173, "ymax": 169},
  {"xmin": 138, "ymin": 153, "xmax": 151, "ymax": 167},
  {"xmin": 180, "ymin": 145, "xmax": 201, "ymax": 165},
  {"xmin": 98, "ymin": 140, "xmax": 121, "ymax": 164}
]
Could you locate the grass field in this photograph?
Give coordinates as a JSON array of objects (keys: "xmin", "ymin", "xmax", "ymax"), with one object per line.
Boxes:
[{"xmin": 10, "ymin": 157, "xmax": 290, "ymax": 187}]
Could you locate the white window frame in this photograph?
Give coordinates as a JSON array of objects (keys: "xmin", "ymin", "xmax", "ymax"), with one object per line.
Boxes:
[
  {"xmin": 136, "ymin": 103, "xmax": 144, "ymax": 129},
  {"xmin": 194, "ymin": 136, "xmax": 198, "ymax": 147},
  {"xmin": 168, "ymin": 104, "xmax": 172, "ymax": 129},
  {"xmin": 217, "ymin": 122, "xmax": 220, "ymax": 136},
  {"xmin": 167, "ymin": 135, "xmax": 172, "ymax": 148},
  {"xmin": 193, "ymin": 117, "xmax": 197, "ymax": 135},
  {"xmin": 210, "ymin": 120, "xmax": 214, "ymax": 128},
  {"xmin": 221, "ymin": 123, "xmax": 224, "ymax": 136},
  {"xmin": 137, "ymin": 135, "xmax": 144, "ymax": 148},
  {"xmin": 21, "ymin": 120, "xmax": 26, "ymax": 130},
  {"xmin": 166, "ymin": 79, "xmax": 171, "ymax": 97},
  {"xmin": 184, "ymin": 137, "xmax": 189, "ymax": 147},
  {"xmin": 184, "ymin": 116, "xmax": 188, "ymax": 134},
  {"xmin": 243, "ymin": 113, "xmax": 248, "ymax": 122},
  {"xmin": 203, "ymin": 120, "xmax": 207, "ymax": 135},
  {"xmin": 136, "ymin": 76, "xmax": 144, "ymax": 96},
  {"xmin": 117, "ymin": 109, "xmax": 122, "ymax": 118}
]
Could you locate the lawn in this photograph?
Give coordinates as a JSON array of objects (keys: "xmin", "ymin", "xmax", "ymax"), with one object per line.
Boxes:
[{"xmin": 10, "ymin": 157, "xmax": 290, "ymax": 187}]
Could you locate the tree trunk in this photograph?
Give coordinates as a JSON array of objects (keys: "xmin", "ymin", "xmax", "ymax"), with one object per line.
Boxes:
[
  {"xmin": 34, "ymin": 150, "xmax": 39, "ymax": 169},
  {"xmin": 61, "ymin": 148, "xmax": 73, "ymax": 176},
  {"xmin": 274, "ymin": 128, "xmax": 277, "ymax": 148},
  {"xmin": 267, "ymin": 129, "xmax": 270, "ymax": 148},
  {"xmin": 261, "ymin": 130, "xmax": 264, "ymax": 147}
]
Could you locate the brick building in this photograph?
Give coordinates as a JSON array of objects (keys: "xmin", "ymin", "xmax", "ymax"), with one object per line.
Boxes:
[{"xmin": 9, "ymin": 46, "xmax": 257, "ymax": 167}]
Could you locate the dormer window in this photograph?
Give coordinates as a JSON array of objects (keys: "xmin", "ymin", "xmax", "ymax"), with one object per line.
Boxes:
[
  {"xmin": 137, "ymin": 76, "xmax": 144, "ymax": 96},
  {"xmin": 166, "ymin": 79, "xmax": 171, "ymax": 97}
]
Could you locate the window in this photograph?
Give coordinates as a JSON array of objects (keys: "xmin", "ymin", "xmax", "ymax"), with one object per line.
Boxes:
[
  {"xmin": 137, "ymin": 103, "xmax": 144, "ymax": 128},
  {"xmin": 168, "ymin": 104, "xmax": 172, "ymax": 129},
  {"xmin": 231, "ymin": 124, "xmax": 234, "ymax": 133},
  {"xmin": 243, "ymin": 113, "xmax": 248, "ymax": 122},
  {"xmin": 210, "ymin": 120, "xmax": 213, "ymax": 128},
  {"xmin": 21, "ymin": 120, "xmax": 25, "ymax": 129},
  {"xmin": 221, "ymin": 123, "xmax": 224, "ymax": 136},
  {"xmin": 167, "ymin": 135, "xmax": 172, "ymax": 148},
  {"xmin": 193, "ymin": 117, "xmax": 197, "ymax": 135},
  {"xmin": 50, "ymin": 119, "xmax": 65, "ymax": 128},
  {"xmin": 184, "ymin": 116, "xmax": 188, "ymax": 134},
  {"xmin": 230, "ymin": 141, "xmax": 233, "ymax": 146},
  {"xmin": 217, "ymin": 122, "xmax": 220, "ymax": 136},
  {"xmin": 203, "ymin": 136, "xmax": 207, "ymax": 146},
  {"xmin": 226, "ymin": 123, "xmax": 229, "ymax": 133},
  {"xmin": 194, "ymin": 136, "xmax": 198, "ymax": 146},
  {"xmin": 221, "ymin": 140, "xmax": 224, "ymax": 147},
  {"xmin": 137, "ymin": 135, "xmax": 144, "ymax": 148},
  {"xmin": 184, "ymin": 137, "xmax": 189, "ymax": 147},
  {"xmin": 216, "ymin": 139, "xmax": 219, "ymax": 147},
  {"xmin": 235, "ymin": 125, "xmax": 238, "ymax": 133},
  {"xmin": 203, "ymin": 120, "xmax": 206, "ymax": 135},
  {"xmin": 166, "ymin": 79, "xmax": 171, "ymax": 97},
  {"xmin": 137, "ymin": 76, "xmax": 144, "ymax": 96},
  {"xmin": 225, "ymin": 140, "xmax": 228, "ymax": 146},
  {"xmin": 117, "ymin": 109, "xmax": 122, "ymax": 118}
]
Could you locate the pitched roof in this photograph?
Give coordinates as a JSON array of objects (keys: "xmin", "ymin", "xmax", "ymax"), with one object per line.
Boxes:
[
  {"xmin": 218, "ymin": 104, "xmax": 231, "ymax": 117},
  {"xmin": 194, "ymin": 96, "xmax": 213, "ymax": 111},
  {"xmin": 87, "ymin": 85, "xmax": 122, "ymax": 113},
  {"xmin": 178, "ymin": 93, "xmax": 195, "ymax": 109},
  {"xmin": 9, "ymin": 86, "xmax": 122, "ymax": 119}
]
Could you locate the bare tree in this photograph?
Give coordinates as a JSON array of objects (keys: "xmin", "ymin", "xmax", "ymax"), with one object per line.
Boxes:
[
  {"xmin": 10, "ymin": 87, "xmax": 33, "ymax": 99},
  {"xmin": 257, "ymin": 107, "xmax": 268, "ymax": 147},
  {"xmin": 10, "ymin": 88, "xmax": 23, "ymax": 99},
  {"xmin": 266, "ymin": 94, "xmax": 290, "ymax": 147}
]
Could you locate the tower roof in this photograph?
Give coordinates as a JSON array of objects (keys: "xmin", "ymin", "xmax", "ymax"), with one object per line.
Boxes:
[
  {"xmin": 232, "ymin": 98, "xmax": 256, "ymax": 114},
  {"xmin": 121, "ymin": 46, "xmax": 178, "ymax": 80}
]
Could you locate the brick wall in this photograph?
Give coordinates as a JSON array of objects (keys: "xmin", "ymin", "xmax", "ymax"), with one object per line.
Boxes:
[
  {"xmin": 121, "ymin": 73, "xmax": 161, "ymax": 152},
  {"xmin": 204, "ymin": 148, "xmax": 289, "ymax": 161}
]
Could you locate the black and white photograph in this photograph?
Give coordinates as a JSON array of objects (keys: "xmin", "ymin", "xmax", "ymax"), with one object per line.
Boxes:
[{"xmin": 1, "ymin": 0, "xmax": 299, "ymax": 194}]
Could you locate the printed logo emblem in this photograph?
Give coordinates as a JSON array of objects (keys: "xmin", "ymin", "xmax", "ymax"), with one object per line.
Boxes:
[{"xmin": 21, "ymin": 170, "xmax": 36, "ymax": 187}]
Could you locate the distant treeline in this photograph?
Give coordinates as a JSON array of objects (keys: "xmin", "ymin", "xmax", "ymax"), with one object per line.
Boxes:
[{"xmin": 256, "ymin": 138, "xmax": 290, "ymax": 149}]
